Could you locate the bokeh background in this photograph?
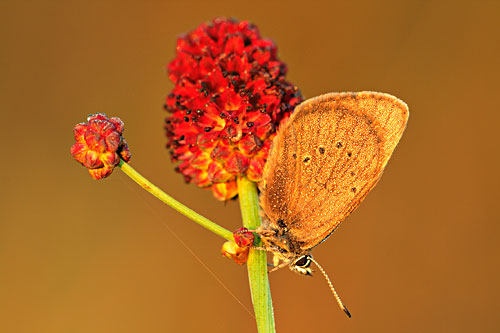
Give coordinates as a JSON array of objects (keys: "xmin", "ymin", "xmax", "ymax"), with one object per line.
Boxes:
[{"xmin": 1, "ymin": 1, "xmax": 499, "ymax": 332}]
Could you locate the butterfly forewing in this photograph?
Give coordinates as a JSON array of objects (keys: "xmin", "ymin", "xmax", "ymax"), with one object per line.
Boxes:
[{"xmin": 260, "ymin": 92, "xmax": 409, "ymax": 251}]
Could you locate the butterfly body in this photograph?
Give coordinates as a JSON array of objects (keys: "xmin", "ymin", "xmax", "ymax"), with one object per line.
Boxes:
[{"xmin": 258, "ymin": 91, "xmax": 409, "ymax": 274}]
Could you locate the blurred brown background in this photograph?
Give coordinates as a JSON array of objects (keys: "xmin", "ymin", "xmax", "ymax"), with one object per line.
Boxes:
[{"xmin": 1, "ymin": 0, "xmax": 499, "ymax": 332}]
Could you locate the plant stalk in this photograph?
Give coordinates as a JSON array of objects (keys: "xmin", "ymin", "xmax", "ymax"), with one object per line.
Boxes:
[
  {"xmin": 118, "ymin": 160, "xmax": 234, "ymax": 242},
  {"xmin": 237, "ymin": 176, "xmax": 275, "ymax": 333}
]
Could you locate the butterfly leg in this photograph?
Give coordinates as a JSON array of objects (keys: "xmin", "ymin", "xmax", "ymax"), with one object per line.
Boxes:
[
  {"xmin": 266, "ymin": 252, "xmax": 291, "ymax": 273},
  {"xmin": 253, "ymin": 229, "xmax": 275, "ymax": 238},
  {"xmin": 268, "ymin": 259, "xmax": 290, "ymax": 273}
]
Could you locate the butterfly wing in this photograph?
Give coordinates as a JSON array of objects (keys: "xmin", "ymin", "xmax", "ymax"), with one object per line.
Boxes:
[{"xmin": 259, "ymin": 92, "xmax": 409, "ymax": 251}]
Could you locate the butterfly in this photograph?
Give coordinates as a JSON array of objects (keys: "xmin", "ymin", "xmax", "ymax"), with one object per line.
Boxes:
[{"xmin": 257, "ymin": 91, "xmax": 409, "ymax": 316}]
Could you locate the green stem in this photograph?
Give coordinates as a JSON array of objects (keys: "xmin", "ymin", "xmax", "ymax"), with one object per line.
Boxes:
[
  {"xmin": 237, "ymin": 177, "xmax": 275, "ymax": 333},
  {"xmin": 118, "ymin": 160, "xmax": 234, "ymax": 242}
]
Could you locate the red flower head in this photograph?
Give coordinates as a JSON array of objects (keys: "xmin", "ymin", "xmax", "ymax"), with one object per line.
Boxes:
[
  {"xmin": 70, "ymin": 113, "xmax": 131, "ymax": 179},
  {"xmin": 165, "ymin": 18, "xmax": 303, "ymax": 201}
]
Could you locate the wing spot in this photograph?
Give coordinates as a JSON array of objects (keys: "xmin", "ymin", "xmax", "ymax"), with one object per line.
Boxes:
[
  {"xmin": 292, "ymin": 153, "xmax": 297, "ymax": 159},
  {"xmin": 347, "ymin": 152, "xmax": 352, "ymax": 157},
  {"xmin": 303, "ymin": 157, "xmax": 311, "ymax": 163},
  {"xmin": 336, "ymin": 142, "xmax": 343, "ymax": 148},
  {"xmin": 318, "ymin": 147, "xmax": 325, "ymax": 154},
  {"xmin": 350, "ymin": 171, "xmax": 355, "ymax": 176},
  {"xmin": 351, "ymin": 187, "xmax": 357, "ymax": 193}
]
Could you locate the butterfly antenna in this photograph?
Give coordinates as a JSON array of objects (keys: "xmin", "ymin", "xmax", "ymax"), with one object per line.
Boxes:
[{"xmin": 309, "ymin": 257, "xmax": 351, "ymax": 318}]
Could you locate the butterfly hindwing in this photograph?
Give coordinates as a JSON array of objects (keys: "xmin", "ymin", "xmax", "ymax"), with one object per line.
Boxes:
[{"xmin": 259, "ymin": 92, "xmax": 409, "ymax": 250}]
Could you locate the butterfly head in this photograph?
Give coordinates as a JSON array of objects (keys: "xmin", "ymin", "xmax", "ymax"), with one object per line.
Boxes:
[{"xmin": 289, "ymin": 254, "xmax": 313, "ymax": 276}]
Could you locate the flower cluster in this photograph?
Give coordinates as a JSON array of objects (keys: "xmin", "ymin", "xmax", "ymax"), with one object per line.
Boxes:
[
  {"xmin": 70, "ymin": 113, "xmax": 131, "ymax": 179},
  {"xmin": 164, "ymin": 18, "xmax": 303, "ymax": 200}
]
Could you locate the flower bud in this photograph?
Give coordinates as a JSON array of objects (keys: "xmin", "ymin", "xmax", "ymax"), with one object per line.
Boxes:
[
  {"xmin": 233, "ymin": 227, "xmax": 255, "ymax": 248},
  {"xmin": 70, "ymin": 113, "xmax": 131, "ymax": 179},
  {"xmin": 221, "ymin": 241, "xmax": 249, "ymax": 265}
]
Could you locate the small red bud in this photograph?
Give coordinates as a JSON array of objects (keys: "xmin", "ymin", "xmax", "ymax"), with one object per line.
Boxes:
[
  {"xmin": 221, "ymin": 241, "xmax": 249, "ymax": 265},
  {"xmin": 233, "ymin": 227, "xmax": 255, "ymax": 248},
  {"xmin": 70, "ymin": 113, "xmax": 131, "ymax": 179},
  {"xmin": 221, "ymin": 228, "xmax": 256, "ymax": 265}
]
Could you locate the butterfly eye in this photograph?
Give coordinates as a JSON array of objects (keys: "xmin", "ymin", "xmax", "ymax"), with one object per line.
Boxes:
[{"xmin": 294, "ymin": 255, "xmax": 312, "ymax": 268}]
